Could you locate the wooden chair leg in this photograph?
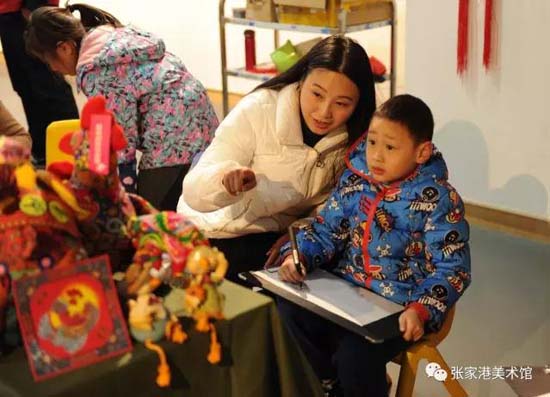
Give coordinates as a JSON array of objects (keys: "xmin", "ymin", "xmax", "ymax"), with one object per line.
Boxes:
[
  {"xmin": 395, "ymin": 345, "xmax": 468, "ymax": 397},
  {"xmin": 393, "ymin": 306, "xmax": 467, "ymax": 397},
  {"xmin": 424, "ymin": 346, "xmax": 468, "ymax": 397},
  {"xmin": 395, "ymin": 351, "xmax": 421, "ymax": 397}
]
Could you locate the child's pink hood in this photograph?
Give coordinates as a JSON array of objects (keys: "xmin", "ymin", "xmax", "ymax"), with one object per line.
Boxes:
[{"xmin": 76, "ymin": 25, "xmax": 114, "ymax": 70}]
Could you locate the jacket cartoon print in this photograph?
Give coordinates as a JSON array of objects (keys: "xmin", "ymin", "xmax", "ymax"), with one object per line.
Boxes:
[{"xmin": 291, "ymin": 136, "xmax": 471, "ymax": 331}]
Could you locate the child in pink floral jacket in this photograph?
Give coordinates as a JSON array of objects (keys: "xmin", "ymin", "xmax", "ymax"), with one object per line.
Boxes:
[{"xmin": 25, "ymin": 4, "xmax": 219, "ymax": 210}]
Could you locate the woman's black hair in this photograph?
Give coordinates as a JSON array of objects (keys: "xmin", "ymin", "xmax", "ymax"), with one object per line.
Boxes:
[
  {"xmin": 25, "ymin": 3, "xmax": 122, "ymax": 60},
  {"xmin": 255, "ymin": 35, "xmax": 376, "ymax": 143}
]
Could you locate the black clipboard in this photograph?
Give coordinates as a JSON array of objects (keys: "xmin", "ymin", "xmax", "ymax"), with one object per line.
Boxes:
[
  {"xmin": 238, "ymin": 271, "xmax": 263, "ymax": 288},
  {"xmin": 246, "ymin": 269, "xmax": 404, "ymax": 344}
]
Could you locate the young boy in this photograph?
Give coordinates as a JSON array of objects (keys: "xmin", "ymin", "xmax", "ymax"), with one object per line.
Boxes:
[{"xmin": 277, "ymin": 94, "xmax": 471, "ymax": 397}]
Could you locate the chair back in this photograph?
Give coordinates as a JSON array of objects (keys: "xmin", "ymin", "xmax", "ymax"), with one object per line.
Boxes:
[
  {"xmin": 46, "ymin": 119, "xmax": 80, "ymax": 168},
  {"xmin": 424, "ymin": 305, "xmax": 456, "ymax": 347}
]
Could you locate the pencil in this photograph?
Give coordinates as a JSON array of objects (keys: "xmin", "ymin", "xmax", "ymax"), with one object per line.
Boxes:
[{"xmin": 288, "ymin": 225, "xmax": 305, "ymax": 287}]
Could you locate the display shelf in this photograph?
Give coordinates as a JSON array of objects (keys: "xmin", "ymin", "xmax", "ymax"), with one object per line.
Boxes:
[
  {"xmin": 226, "ymin": 66, "xmax": 277, "ymax": 82},
  {"xmin": 222, "ymin": 16, "xmax": 392, "ymax": 35},
  {"xmin": 219, "ymin": 0, "xmax": 397, "ymax": 116}
]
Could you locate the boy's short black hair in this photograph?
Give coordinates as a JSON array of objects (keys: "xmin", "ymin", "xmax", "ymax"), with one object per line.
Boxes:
[{"xmin": 374, "ymin": 94, "xmax": 434, "ymax": 143}]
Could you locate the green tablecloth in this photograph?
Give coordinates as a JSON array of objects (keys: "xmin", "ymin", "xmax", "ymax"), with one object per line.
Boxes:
[{"xmin": 0, "ymin": 281, "xmax": 323, "ymax": 397}]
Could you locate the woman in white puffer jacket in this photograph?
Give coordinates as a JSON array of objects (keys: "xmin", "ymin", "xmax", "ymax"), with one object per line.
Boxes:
[{"xmin": 178, "ymin": 35, "xmax": 376, "ymax": 282}]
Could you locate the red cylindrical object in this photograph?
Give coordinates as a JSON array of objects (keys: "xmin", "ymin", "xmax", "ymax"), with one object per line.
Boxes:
[{"xmin": 244, "ymin": 30, "xmax": 256, "ymax": 71}]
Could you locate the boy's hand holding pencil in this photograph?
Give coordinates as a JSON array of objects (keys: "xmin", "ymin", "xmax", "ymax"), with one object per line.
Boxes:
[
  {"xmin": 278, "ymin": 226, "xmax": 306, "ymax": 286},
  {"xmin": 278, "ymin": 255, "xmax": 306, "ymax": 285}
]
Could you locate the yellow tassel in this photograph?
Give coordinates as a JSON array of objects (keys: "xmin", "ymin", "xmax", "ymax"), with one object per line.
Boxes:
[
  {"xmin": 207, "ymin": 323, "xmax": 221, "ymax": 364},
  {"xmin": 144, "ymin": 339, "xmax": 171, "ymax": 388}
]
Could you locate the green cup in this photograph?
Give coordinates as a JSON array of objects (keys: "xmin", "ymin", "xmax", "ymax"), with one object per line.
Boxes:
[{"xmin": 270, "ymin": 40, "xmax": 301, "ymax": 73}]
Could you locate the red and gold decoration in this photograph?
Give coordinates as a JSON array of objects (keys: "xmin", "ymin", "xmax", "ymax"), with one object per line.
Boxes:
[
  {"xmin": 11, "ymin": 255, "xmax": 132, "ymax": 381},
  {"xmin": 0, "ymin": 95, "xmax": 229, "ymax": 388}
]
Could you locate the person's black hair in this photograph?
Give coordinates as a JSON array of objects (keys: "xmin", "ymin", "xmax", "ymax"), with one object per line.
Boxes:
[
  {"xmin": 25, "ymin": 3, "xmax": 122, "ymax": 60},
  {"xmin": 255, "ymin": 35, "xmax": 375, "ymax": 144},
  {"xmin": 374, "ymin": 94, "xmax": 434, "ymax": 143}
]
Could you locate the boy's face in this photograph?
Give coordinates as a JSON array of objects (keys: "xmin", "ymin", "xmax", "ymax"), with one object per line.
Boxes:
[{"xmin": 366, "ymin": 116, "xmax": 432, "ymax": 184}]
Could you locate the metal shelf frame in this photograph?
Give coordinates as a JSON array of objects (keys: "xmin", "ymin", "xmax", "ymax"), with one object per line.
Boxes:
[{"xmin": 219, "ymin": 0, "xmax": 397, "ymax": 116}]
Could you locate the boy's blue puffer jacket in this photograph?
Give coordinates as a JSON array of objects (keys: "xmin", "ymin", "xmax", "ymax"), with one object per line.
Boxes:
[{"xmin": 286, "ymin": 136, "xmax": 471, "ymax": 332}]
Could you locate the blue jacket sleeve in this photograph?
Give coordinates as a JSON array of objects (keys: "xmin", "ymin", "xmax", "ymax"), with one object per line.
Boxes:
[
  {"xmin": 281, "ymin": 172, "xmax": 352, "ymax": 271},
  {"xmin": 408, "ymin": 189, "xmax": 471, "ymax": 331}
]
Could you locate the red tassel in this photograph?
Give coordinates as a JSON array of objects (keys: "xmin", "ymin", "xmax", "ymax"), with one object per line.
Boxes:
[
  {"xmin": 80, "ymin": 96, "xmax": 128, "ymax": 150},
  {"xmin": 457, "ymin": 0, "xmax": 469, "ymax": 75},
  {"xmin": 483, "ymin": 0, "xmax": 493, "ymax": 69},
  {"xmin": 110, "ymin": 123, "xmax": 127, "ymax": 151}
]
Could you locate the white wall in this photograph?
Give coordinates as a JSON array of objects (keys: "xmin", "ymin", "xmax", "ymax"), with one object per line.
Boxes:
[
  {"xmin": 406, "ymin": 0, "xmax": 550, "ymax": 220},
  {"xmin": 86, "ymin": 0, "xmax": 406, "ymax": 96},
  {"xmin": 83, "ymin": 0, "xmax": 550, "ymax": 220}
]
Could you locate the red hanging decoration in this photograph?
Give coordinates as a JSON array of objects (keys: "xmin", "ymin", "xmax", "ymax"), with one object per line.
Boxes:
[
  {"xmin": 457, "ymin": 0, "xmax": 469, "ymax": 75},
  {"xmin": 483, "ymin": 0, "xmax": 493, "ymax": 69}
]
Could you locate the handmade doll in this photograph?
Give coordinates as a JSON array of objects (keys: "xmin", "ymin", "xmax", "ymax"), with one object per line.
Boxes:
[
  {"xmin": 0, "ymin": 137, "xmax": 88, "ymax": 346},
  {"xmin": 127, "ymin": 280, "xmax": 186, "ymax": 387},
  {"xmin": 124, "ymin": 213, "xmax": 228, "ymax": 365},
  {"xmin": 183, "ymin": 245, "xmax": 228, "ymax": 364},
  {"xmin": 0, "ymin": 96, "xmax": 136, "ymax": 349},
  {"xmin": 63, "ymin": 96, "xmax": 136, "ymax": 270},
  {"xmin": 123, "ymin": 211, "xmax": 210, "ymax": 296}
]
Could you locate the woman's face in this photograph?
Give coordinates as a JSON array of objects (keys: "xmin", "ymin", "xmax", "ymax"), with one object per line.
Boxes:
[
  {"xmin": 43, "ymin": 41, "xmax": 78, "ymax": 76},
  {"xmin": 299, "ymin": 68, "xmax": 360, "ymax": 136}
]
